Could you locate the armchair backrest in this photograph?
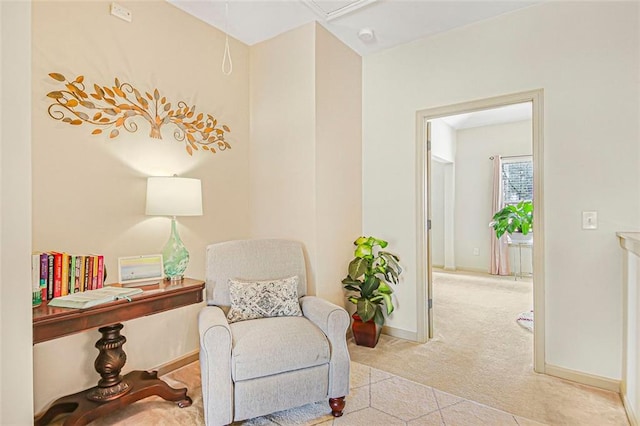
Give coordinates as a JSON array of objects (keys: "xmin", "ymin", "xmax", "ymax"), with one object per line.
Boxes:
[{"xmin": 205, "ymin": 239, "xmax": 308, "ymax": 307}]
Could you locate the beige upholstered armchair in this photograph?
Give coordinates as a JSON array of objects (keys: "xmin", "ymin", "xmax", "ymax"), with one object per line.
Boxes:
[{"xmin": 198, "ymin": 239, "xmax": 351, "ymax": 426}]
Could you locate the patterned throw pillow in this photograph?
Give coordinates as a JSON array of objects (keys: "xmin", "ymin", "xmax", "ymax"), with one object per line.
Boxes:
[{"xmin": 226, "ymin": 276, "xmax": 303, "ymax": 323}]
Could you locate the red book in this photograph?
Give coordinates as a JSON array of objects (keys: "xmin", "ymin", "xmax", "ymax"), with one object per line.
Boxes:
[
  {"xmin": 52, "ymin": 252, "xmax": 63, "ymax": 298},
  {"xmin": 96, "ymin": 255, "xmax": 105, "ymax": 289}
]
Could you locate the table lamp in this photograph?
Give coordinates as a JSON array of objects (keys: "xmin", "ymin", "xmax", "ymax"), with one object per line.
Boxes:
[{"xmin": 145, "ymin": 176, "xmax": 202, "ymax": 282}]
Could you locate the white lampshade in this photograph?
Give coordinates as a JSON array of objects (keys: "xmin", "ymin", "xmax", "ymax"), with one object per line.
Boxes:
[{"xmin": 145, "ymin": 177, "xmax": 203, "ymax": 216}]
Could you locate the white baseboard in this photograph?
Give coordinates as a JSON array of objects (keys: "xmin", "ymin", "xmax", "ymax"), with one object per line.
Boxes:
[
  {"xmin": 622, "ymin": 389, "xmax": 638, "ymax": 426},
  {"xmin": 155, "ymin": 350, "xmax": 199, "ymax": 376},
  {"xmin": 545, "ymin": 363, "xmax": 620, "ymax": 392},
  {"xmin": 381, "ymin": 324, "xmax": 417, "ymax": 341}
]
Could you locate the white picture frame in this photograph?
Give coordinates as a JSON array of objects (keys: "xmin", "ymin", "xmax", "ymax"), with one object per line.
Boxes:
[{"xmin": 118, "ymin": 254, "xmax": 164, "ymax": 286}]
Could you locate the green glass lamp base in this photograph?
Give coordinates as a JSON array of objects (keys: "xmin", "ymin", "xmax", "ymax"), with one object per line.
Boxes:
[{"xmin": 162, "ymin": 217, "xmax": 189, "ymax": 281}]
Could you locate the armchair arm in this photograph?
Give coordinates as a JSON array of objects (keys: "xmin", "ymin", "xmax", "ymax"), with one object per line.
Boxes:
[
  {"xmin": 198, "ymin": 306, "xmax": 233, "ymax": 426},
  {"xmin": 300, "ymin": 296, "xmax": 350, "ymax": 398}
]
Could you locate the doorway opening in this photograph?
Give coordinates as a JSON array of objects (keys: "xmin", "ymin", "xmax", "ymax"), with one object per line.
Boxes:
[{"xmin": 415, "ymin": 90, "xmax": 545, "ymax": 373}]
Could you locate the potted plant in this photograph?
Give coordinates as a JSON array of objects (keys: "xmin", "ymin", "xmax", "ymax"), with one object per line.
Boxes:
[
  {"xmin": 342, "ymin": 236, "xmax": 402, "ymax": 347},
  {"xmin": 490, "ymin": 200, "xmax": 533, "ymax": 242}
]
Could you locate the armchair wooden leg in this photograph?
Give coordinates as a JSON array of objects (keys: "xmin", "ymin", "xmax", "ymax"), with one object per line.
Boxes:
[{"xmin": 329, "ymin": 396, "xmax": 345, "ymax": 417}]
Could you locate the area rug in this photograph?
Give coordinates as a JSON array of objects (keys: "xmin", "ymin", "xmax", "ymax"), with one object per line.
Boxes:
[{"xmin": 517, "ymin": 310, "xmax": 534, "ymax": 332}]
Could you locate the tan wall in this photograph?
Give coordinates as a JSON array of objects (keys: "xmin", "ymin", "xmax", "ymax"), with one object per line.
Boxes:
[
  {"xmin": 32, "ymin": 0, "xmax": 250, "ymax": 411},
  {"xmin": 249, "ymin": 23, "xmax": 319, "ymax": 293},
  {"xmin": 250, "ymin": 23, "xmax": 362, "ymax": 305},
  {"xmin": 1, "ymin": 1, "xmax": 34, "ymax": 422},
  {"xmin": 315, "ymin": 26, "xmax": 362, "ymax": 306}
]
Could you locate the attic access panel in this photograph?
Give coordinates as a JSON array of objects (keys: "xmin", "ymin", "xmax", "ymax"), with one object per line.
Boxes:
[{"xmin": 302, "ymin": 0, "xmax": 377, "ymax": 21}]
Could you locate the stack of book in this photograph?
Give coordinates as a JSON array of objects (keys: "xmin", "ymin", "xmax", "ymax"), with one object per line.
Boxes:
[{"xmin": 31, "ymin": 252, "xmax": 105, "ymax": 302}]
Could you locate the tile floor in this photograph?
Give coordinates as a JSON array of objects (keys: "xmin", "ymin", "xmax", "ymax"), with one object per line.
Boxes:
[
  {"xmin": 236, "ymin": 362, "xmax": 545, "ymax": 425},
  {"xmin": 337, "ymin": 363, "xmax": 544, "ymax": 426}
]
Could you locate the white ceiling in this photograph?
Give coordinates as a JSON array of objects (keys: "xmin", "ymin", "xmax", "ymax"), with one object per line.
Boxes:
[
  {"xmin": 167, "ymin": 1, "xmax": 536, "ymax": 127},
  {"xmin": 167, "ymin": 0, "xmax": 540, "ymax": 56}
]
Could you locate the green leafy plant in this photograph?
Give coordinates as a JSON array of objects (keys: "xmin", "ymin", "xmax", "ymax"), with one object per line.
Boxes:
[
  {"xmin": 342, "ymin": 236, "xmax": 402, "ymax": 327},
  {"xmin": 490, "ymin": 200, "xmax": 533, "ymax": 238}
]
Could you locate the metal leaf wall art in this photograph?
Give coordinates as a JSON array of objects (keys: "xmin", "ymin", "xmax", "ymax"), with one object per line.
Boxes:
[{"xmin": 46, "ymin": 73, "xmax": 231, "ymax": 156}]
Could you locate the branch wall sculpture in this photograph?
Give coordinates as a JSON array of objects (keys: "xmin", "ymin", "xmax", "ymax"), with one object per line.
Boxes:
[{"xmin": 46, "ymin": 73, "xmax": 231, "ymax": 156}]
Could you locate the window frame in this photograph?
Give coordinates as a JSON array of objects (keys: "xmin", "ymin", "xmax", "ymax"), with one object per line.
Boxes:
[{"xmin": 501, "ymin": 155, "xmax": 533, "ymax": 206}]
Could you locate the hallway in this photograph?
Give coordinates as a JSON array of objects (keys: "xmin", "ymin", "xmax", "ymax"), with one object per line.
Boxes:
[{"xmin": 348, "ymin": 270, "xmax": 627, "ymax": 425}]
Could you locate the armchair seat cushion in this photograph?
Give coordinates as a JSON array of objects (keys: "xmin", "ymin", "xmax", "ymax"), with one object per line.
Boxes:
[{"xmin": 230, "ymin": 316, "xmax": 330, "ymax": 382}]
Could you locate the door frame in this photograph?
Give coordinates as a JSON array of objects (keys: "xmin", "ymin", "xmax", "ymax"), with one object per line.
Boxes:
[{"xmin": 415, "ymin": 89, "xmax": 545, "ymax": 373}]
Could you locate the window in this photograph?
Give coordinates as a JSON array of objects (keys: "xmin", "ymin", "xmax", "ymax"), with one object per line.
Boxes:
[{"xmin": 502, "ymin": 157, "xmax": 533, "ymax": 204}]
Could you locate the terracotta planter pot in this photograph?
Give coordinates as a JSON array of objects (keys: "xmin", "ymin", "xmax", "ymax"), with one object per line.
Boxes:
[{"xmin": 351, "ymin": 313, "xmax": 382, "ymax": 348}]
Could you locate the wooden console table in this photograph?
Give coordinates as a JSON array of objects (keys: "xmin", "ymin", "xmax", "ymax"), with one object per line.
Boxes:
[{"xmin": 33, "ymin": 278, "xmax": 205, "ymax": 426}]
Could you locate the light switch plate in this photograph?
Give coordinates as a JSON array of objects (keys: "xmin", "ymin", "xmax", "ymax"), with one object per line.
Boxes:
[{"xmin": 582, "ymin": 211, "xmax": 597, "ymax": 230}]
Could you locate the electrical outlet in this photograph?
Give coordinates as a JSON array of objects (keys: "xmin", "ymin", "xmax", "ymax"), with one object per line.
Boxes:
[
  {"xmin": 473, "ymin": 248, "xmax": 479, "ymax": 256},
  {"xmin": 110, "ymin": 2, "xmax": 132, "ymax": 22}
]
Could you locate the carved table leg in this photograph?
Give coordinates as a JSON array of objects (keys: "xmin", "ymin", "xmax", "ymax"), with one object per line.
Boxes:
[
  {"xmin": 329, "ymin": 396, "xmax": 346, "ymax": 417},
  {"xmin": 87, "ymin": 324, "xmax": 131, "ymax": 401},
  {"xmin": 33, "ymin": 323, "xmax": 192, "ymax": 426}
]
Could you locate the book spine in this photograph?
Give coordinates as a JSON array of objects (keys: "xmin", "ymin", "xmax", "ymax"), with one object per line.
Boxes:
[
  {"xmin": 40, "ymin": 253, "xmax": 48, "ymax": 301},
  {"xmin": 97, "ymin": 255, "xmax": 104, "ymax": 289},
  {"xmin": 31, "ymin": 254, "xmax": 40, "ymax": 292},
  {"xmin": 60, "ymin": 253, "xmax": 69, "ymax": 296},
  {"xmin": 68, "ymin": 255, "xmax": 75, "ymax": 294},
  {"xmin": 84, "ymin": 256, "xmax": 91, "ymax": 292},
  {"xmin": 92, "ymin": 255, "xmax": 99, "ymax": 290},
  {"xmin": 53, "ymin": 252, "xmax": 62, "ymax": 298},
  {"xmin": 74, "ymin": 255, "xmax": 82, "ymax": 293},
  {"xmin": 88, "ymin": 256, "xmax": 95, "ymax": 291},
  {"xmin": 47, "ymin": 253, "xmax": 55, "ymax": 300}
]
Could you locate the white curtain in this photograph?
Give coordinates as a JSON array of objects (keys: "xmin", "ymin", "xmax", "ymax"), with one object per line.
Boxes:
[{"xmin": 490, "ymin": 155, "xmax": 510, "ymax": 276}]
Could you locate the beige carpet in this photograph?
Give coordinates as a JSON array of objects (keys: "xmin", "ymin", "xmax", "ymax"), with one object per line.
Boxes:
[{"xmin": 349, "ymin": 270, "xmax": 628, "ymax": 425}]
